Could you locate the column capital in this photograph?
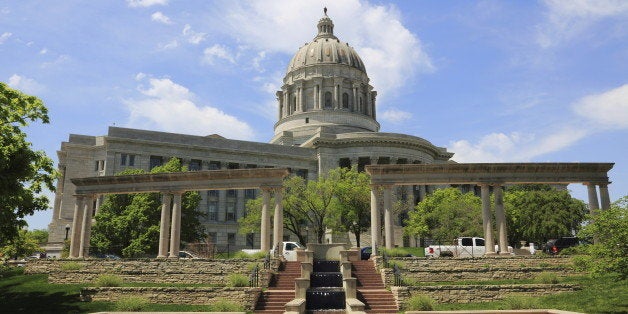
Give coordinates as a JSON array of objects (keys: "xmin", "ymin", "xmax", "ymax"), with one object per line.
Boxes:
[{"xmin": 583, "ymin": 181, "xmax": 611, "ymax": 187}]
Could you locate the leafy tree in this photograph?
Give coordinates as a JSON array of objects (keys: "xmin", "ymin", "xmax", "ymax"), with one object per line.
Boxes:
[
  {"xmin": 326, "ymin": 167, "xmax": 371, "ymax": 246},
  {"xmin": 0, "ymin": 229, "xmax": 43, "ymax": 260},
  {"xmin": 90, "ymin": 158, "xmax": 204, "ymax": 257},
  {"xmin": 504, "ymin": 185, "xmax": 587, "ymax": 245},
  {"xmin": 0, "ymin": 83, "xmax": 56, "ymax": 246},
  {"xmin": 404, "ymin": 188, "xmax": 482, "ymax": 242},
  {"xmin": 574, "ymin": 196, "xmax": 628, "ymax": 279}
]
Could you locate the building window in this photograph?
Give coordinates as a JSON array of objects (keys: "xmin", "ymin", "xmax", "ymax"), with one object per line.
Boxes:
[
  {"xmin": 397, "ymin": 158, "xmax": 408, "ymax": 165},
  {"xmin": 227, "ymin": 233, "xmax": 236, "ymax": 245},
  {"xmin": 227, "ymin": 162, "xmax": 239, "ymax": 170},
  {"xmin": 189, "ymin": 159, "xmax": 202, "ymax": 171},
  {"xmin": 208, "ymin": 190, "xmax": 219, "ymax": 198},
  {"xmin": 244, "ymin": 189, "xmax": 256, "ymax": 200},
  {"xmin": 342, "ymin": 93, "xmax": 349, "ymax": 108},
  {"xmin": 149, "ymin": 156, "xmax": 163, "ymax": 170},
  {"xmin": 120, "ymin": 154, "xmax": 127, "ymax": 166},
  {"xmin": 305, "ymin": 117, "xmax": 309, "ymax": 123},
  {"xmin": 377, "ymin": 157, "xmax": 390, "ymax": 165},
  {"xmin": 207, "ymin": 232, "xmax": 217, "ymax": 244},
  {"xmin": 338, "ymin": 158, "xmax": 351, "ymax": 169},
  {"xmin": 246, "ymin": 233, "xmax": 255, "ymax": 248},
  {"xmin": 227, "ymin": 189, "xmax": 237, "ymax": 197},
  {"xmin": 324, "ymin": 91, "xmax": 332, "ymax": 108},
  {"xmin": 357, "ymin": 157, "xmax": 371, "ymax": 172},
  {"xmin": 209, "ymin": 161, "xmax": 221, "ymax": 170},
  {"xmin": 295, "ymin": 169, "xmax": 308, "ymax": 179},
  {"xmin": 226, "ymin": 199, "xmax": 236, "ymax": 221},
  {"xmin": 94, "ymin": 160, "xmax": 105, "ymax": 171},
  {"xmin": 207, "ymin": 202, "xmax": 218, "ymax": 221},
  {"xmin": 245, "ymin": 164, "xmax": 257, "ymax": 169},
  {"xmin": 129, "ymin": 155, "xmax": 135, "ymax": 166}
]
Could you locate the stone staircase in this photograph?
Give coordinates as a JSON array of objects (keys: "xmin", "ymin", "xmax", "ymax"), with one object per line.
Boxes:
[
  {"xmin": 352, "ymin": 260, "xmax": 398, "ymax": 313},
  {"xmin": 254, "ymin": 261, "xmax": 300, "ymax": 314}
]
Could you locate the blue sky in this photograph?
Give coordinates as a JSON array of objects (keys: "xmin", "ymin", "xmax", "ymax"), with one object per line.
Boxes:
[{"xmin": 1, "ymin": 0, "xmax": 626, "ymax": 230}]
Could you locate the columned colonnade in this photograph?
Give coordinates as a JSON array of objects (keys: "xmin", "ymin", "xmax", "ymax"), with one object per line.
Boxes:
[
  {"xmin": 68, "ymin": 169, "xmax": 289, "ymax": 259},
  {"xmin": 366, "ymin": 163, "xmax": 614, "ymax": 256}
]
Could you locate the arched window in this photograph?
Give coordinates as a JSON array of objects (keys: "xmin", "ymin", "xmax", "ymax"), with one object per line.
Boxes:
[
  {"xmin": 324, "ymin": 92, "xmax": 333, "ymax": 108},
  {"xmin": 342, "ymin": 93, "xmax": 349, "ymax": 109}
]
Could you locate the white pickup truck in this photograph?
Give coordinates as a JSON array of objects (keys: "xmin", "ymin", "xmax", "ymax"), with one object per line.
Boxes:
[
  {"xmin": 241, "ymin": 241, "xmax": 303, "ymax": 261},
  {"xmin": 424, "ymin": 237, "xmax": 513, "ymax": 257}
]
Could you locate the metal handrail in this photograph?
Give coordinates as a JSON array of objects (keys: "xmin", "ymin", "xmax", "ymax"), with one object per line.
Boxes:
[
  {"xmin": 393, "ymin": 264, "xmax": 403, "ymax": 286},
  {"xmin": 249, "ymin": 263, "xmax": 259, "ymax": 287}
]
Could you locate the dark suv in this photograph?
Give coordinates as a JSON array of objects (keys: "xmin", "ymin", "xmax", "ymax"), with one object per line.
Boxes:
[{"xmin": 543, "ymin": 237, "xmax": 580, "ymax": 254}]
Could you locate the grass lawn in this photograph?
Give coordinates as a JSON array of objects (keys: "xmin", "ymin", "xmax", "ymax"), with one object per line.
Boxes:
[
  {"xmin": 0, "ymin": 268, "xmax": 235, "ymax": 313},
  {"xmin": 432, "ymin": 274, "xmax": 628, "ymax": 313}
]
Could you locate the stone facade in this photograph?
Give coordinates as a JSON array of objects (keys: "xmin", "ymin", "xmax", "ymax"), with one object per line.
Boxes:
[
  {"xmin": 46, "ymin": 10, "xmax": 452, "ymax": 251},
  {"xmin": 81, "ymin": 286, "xmax": 260, "ymax": 311},
  {"xmin": 26, "ymin": 258, "xmax": 271, "ymax": 286}
]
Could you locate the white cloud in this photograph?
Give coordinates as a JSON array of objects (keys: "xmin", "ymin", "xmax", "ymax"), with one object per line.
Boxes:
[
  {"xmin": 135, "ymin": 72, "xmax": 146, "ymax": 81},
  {"xmin": 182, "ymin": 24, "xmax": 206, "ymax": 44},
  {"xmin": 0, "ymin": 32, "xmax": 11, "ymax": 44},
  {"xmin": 7, "ymin": 74, "xmax": 45, "ymax": 94},
  {"xmin": 126, "ymin": 0, "xmax": 168, "ymax": 8},
  {"xmin": 573, "ymin": 83, "xmax": 628, "ymax": 129},
  {"xmin": 449, "ymin": 128, "xmax": 588, "ymax": 163},
  {"xmin": 124, "ymin": 77, "xmax": 254, "ymax": 140},
  {"xmin": 41, "ymin": 54, "xmax": 69, "ymax": 68},
  {"xmin": 380, "ymin": 109, "xmax": 412, "ymax": 124},
  {"xmin": 158, "ymin": 39, "xmax": 178, "ymax": 50},
  {"xmin": 538, "ymin": 0, "xmax": 628, "ymax": 48},
  {"xmin": 219, "ymin": 0, "xmax": 433, "ymax": 101},
  {"xmin": 39, "ymin": 48, "xmax": 47, "ymax": 54},
  {"xmin": 202, "ymin": 44, "xmax": 236, "ymax": 65},
  {"xmin": 151, "ymin": 11, "xmax": 172, "ymax": 24}
]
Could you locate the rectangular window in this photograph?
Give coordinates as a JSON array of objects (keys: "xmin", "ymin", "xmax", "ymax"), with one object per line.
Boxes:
[
  {"xmin": 226, "ymin": 201, "xmax": 236, "ymax": 221},
  {"xmin": 207, "ymin": 232, "xmax": 217, "ymax": 244},
  {"xmin": 208, "ymin": 161, "xmax": 221, "ymax": 170},
  {"xmin": 295, "ymin": 169, "xmax": 308, "ymax": 179},
  {"xmin": 207, "ymin": 202, "xmax": 218, "ymax": 221},
  {"xmin": 246, "ymin": 233, "xmax": 255, "ymax": 248},
  {"xmin": 189, "ymin": 159, "xmax": 202, "ymax": 171},
  {"xmin": 244, "ymin": 189, "xmax": 256, "ymax": 200},
  {"xmin": 227, "ymin": 189, "xmax": 237, "ymax": 197},
  {"xmin": 129, "ymin": 155, "xmax": 135, "ymax": 166},
  {"xmin": 227, "ymin": 233, "xmax": 236, "ymax": 245},
  {"xmin": 227, "ymin": 162, "xmax": 239, "ymax": 169},
  {"xmin": 95, "ymin": 161, "xmax": 99, "ymax": 171},
  {"xmin": 149, "ymin": 156, "xmax": 163, "ymax": 170},
  {"xmin": 245, "ymin": 164, "xmax": 257, "ymax": 169},
  {"xmin": 94, "ymin": 160, "xmax": 105, "ymax": 171},
  {"xmin": 208, "ymin": 190, "xmax": 219, "ymax": 198},
  {"xmin": 120, "ymin": 154, "xmax": 127, "ymax": 166}
]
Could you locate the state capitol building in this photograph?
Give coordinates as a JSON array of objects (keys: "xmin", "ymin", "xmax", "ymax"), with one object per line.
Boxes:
[{"xmin": 47, "ymin": 11, "xmax": 453, "ymax": 250}]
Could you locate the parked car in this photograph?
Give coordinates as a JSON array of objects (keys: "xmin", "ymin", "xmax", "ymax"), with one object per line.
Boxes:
[
  {"xmin": 178, "ymin": 250, "xmax": 199, "ymax": 259},
  {"xmin": 360, "ymin": 247, "xmax": 372, "ymax": 260},
  {"xmin": 90, "ymin": 253, "xmax": 121, "ymax": 259},
  {"xmin": 543, "ymin": 237, "xmax": 580, "ymax": 255},
  {"xmin": 425, "ymin": 237, "xmax": 514, "ymax": 258},
  {"xmin": 240, "ymin": 241, "xmax": 303, "ymax": 261}
]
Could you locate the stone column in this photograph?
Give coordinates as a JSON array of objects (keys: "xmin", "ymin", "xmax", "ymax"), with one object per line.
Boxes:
[
  {"xmin": 370, "ymin": 186, "xmax": 380, "ymax": 257},
  {"xmin": 260, "ymin": 188, "xmax": 271, "ymax": 252},
  {"xmin": 480, "ymin": 184, "xmax": 495, "ymax": 255},
  {"xmin": 352, "ymin": 86, "xmax": 358, "ymax": 112},
  {"xmin": 383, "ymin": 186, "xmax": 394, "ymax": 249},
  {"xmin": 78, "ymin": 195, "xmax": 95, "ymax": 258},
  {"xmin": 94, "ymin": 195, "xmax": 102, "ymax": 217},
  {"xmin": 158, "ymin": 194, "xmax": 172, "ymax": 258},
  {"xmin": 599, "ymin": 183, "xmax": 611, "ymax": 210},
  {"xmin": 586, "ymin": 183, "xmax": 600, "ymax": 214},
  {"xmin": 276, "ymin": 91, "xmax": 283, "ymax": 120},
  {"xmin": 273, "ymin": 188, "xmax": 284, "ymax": 255},
  {"xmin": 335, "ymin": 84, "xmax": 340, "ymax": 109},
  {"xmin": 493, "ymin": 185, "xmax": 509, "ymax": 255},
  {"xmin": 168, "ymin": 192, "xmax": 183, "ymax": 258},
  {"xmin": 69, "ymin": 195, "xmax": 86, "ymax": 258},
  {"xmin": 418, "ymin": 185, "xmax": 427, "ymax": 202}
]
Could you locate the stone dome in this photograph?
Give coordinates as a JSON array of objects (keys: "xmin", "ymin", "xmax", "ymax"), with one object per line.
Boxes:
[{"xmin": 286, "ymin": 11, "xmax": 366, "ymax": 73}]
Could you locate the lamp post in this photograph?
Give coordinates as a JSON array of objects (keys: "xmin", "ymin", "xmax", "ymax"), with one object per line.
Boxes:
[{"xmin": 65, "ymin": 224, "xmax": 70, "ymax": 240}]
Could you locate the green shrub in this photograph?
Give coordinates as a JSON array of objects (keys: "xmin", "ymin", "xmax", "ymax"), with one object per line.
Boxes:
[
  {"xmin": 95, "ymin": 274, "xmax": 123, "ymax": 287},
  {"xmin": 500, "ymin": 295, "xmax": 539, "ymax": 310},
  {"xmin": 385, "ymin": 260, "xmax": 405, "ymax": 269},
  {"xmin": 209, "ymin": 299, "xmax": 244, "ymax": 311},
  {"xmin": 228, "ymin": 273, "xmax": 249, "ymax": 287},
  {"xmin": 405, "ymin": 294, "xmax": 435, "ymax": 311},
  {"xmin": 115, "ymin": 296, "xmax": 149, "ymax": 311},
  {"xmin": 60, "ymin": 261, "xmax": 83, "ymax": 271},
  {"xmin": 535, "ymin": 272, "xmax": 559, "ymax": 284}
]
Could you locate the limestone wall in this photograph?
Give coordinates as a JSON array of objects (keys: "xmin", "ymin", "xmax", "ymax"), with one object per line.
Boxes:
[
  {"xmin": 382, "ymin": 256, "xmax": 576, "ymax": 285},
  {"xmin": 392, "ymin": 284, "xmax": 579, "ymax": 308},
  {"xmin": 81, "ymin": 286, "xmax": 261, "ymax": 311},
  {"xmin": 25, "ymin": 258, "xmax": 270, "ymax": 285}
]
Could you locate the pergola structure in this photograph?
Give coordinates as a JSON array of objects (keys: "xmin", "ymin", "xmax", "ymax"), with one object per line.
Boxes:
[
  {"xmin": 366, "ymin": 162, "xmax": 614, "ymax": 256},
  {"xmin": 68, "ymin": 168, "xmax": 289, "ymax": 258}
]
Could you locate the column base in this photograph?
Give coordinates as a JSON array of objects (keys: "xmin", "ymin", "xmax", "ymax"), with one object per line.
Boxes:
[
  {"xmin": 484, "ymin": 252, "xmax": 499, "ymax": 256},
  {"xmin": 499, "ymin": 252, "xmax": 513, "ymax": 256}
]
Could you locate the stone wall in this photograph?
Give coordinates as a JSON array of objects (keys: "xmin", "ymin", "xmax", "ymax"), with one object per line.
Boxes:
[
  {"xmin": 392, "ymin": 284, "xmax": 579, "ymax": 308},
  {"xmin": 382, "ymin": 256, "xmax": 576, "ymax": 285},
  {"xmin": 26, "ymin": 258, "xmax": 271, "ymax": 285},
  {"xmin": 81, "ymin": 286, "xmax": 261, "ymax": 311}
]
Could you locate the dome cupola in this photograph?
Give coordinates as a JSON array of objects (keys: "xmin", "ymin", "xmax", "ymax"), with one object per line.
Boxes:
[{"xmin": 272, "ymin": 8, "xmax": 379, "ymax": 146}]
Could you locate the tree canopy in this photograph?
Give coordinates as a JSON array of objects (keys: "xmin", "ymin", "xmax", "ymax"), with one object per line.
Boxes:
[
  {"xmin": 0, "ymin": 83, "xmax": 56, "ymax": 246},
  {"xmin": 504, "ymin": 185, "xmax": 587, "ymax": 245},
  {"xmin": 90, "ymin": 158, "xmax": 205, "ymax": 257},
  {"xmin": 0, "ymin": 229, "xmax": 46, "ymax": 260},
  {"xmin": 404, "ymin": 188, "xmax": 483, "ymax": 242},
  {"xmin": 325, "ymin": 167, "xmax": 371, "ymax": 246}
]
